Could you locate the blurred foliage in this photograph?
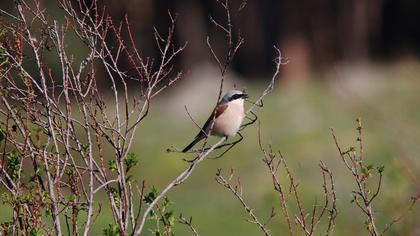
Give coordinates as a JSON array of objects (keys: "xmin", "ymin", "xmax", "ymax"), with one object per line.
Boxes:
[
  {"xmin": 1, "ymin": 63, "xmax": 419, "ymax": 235},
  {"xmin": 103, "ymin": 224, "xmax": 119, "ymax": 236},
  {"xmin": 40, "ymin": 63, "xmax": 418, "ymax": 235}
]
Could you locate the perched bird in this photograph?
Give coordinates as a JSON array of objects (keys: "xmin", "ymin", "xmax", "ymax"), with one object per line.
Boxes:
[{"xmin": 182, "ymin": 90, "xmax": 248, "ymax": 152}]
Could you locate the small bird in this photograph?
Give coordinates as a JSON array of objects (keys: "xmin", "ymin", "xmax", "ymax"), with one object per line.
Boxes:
[{"xmin": 182, "ymin": 90, "xmax": 248, "ymax": 152}]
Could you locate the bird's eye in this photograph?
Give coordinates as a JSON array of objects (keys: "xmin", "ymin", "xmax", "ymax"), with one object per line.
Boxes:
[{"xmin": 229, "ymin": 94, "xmax": 242, "ymax": 101}]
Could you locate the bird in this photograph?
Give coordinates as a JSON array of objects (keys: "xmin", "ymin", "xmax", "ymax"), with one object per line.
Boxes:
[{"xmin": 182, "ymin": 90, "xmax": 248, "ymax": 152}]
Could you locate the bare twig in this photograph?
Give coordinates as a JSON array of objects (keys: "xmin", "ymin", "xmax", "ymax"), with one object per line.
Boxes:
[
  {"xmin": 178, "ymin": 214, "xmax": 200, "ymax": 236},
  {"xmin": 330, "ymin": 119, "xmax": 408, "ymax": 236},
  {"xmin": 258, "ymin": 123, "xmax": 337, "ymax": 236},
  {"xmin": 215, "ymin": 169, "xmax": 272, "ymax": 236}
]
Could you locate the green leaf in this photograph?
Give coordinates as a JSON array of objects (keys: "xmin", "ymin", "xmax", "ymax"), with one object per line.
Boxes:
[
  {"xmin": 144, "ymin": 186, "xmax": 158, "ymax": 204},
  {"xmin": 149, "ymin": 209, "xmax": 159, "ymax": 220},
  {"xmin": 44, "ymin": 209, "xmax": 50, "ymax": 216},
  {"xmin": 7, "ymin": 152, "xmax": 21, "ymax": 180},
  {"xmin": 20, "ymin": 194, "xmax": 32, "ymax": 204},
  {"xmin": 0, "ymin": 57, "xmax": 8, "ymax": 67},
  {"xmin": 163, "ymin": 197, "xmax": 171, "ymax": 208},
  {"xmin": 0, "ymin": 45, "xmax": 9, "ymax": 67},
  {"xmin": 28, "ymin": 228, "xmax": 43, "ymax": 236},
  {"xmin": 124, "ymin": 152, "xmax": 138, "ymax": 172},
  {"xmin": 82, "ymin": 144, "xmax": 89, "ymax": 151},
  {"xmin": 1, "ymin": 193, "xmax": 10, "ymax": 203},
  {"xmin": 1, "ymin": 89, "xmax": 9, "ymax": 98},
  {"xmin": 361, "ymin": 166, "xmax": 369, "ymax": 176},
  {"xmin": 112, "ymin": 191, "xmax": 120, "ymax": 208},
  {"xmin": 108, "ymin": 160, "xmax": 117, "ymax": 172},
  {"xmin": 365, "ymin": 220, "xmax": 373, "ymax": 231},
  {"xmin": 0, "ymin": 28, "xmax": 8, "ymax": 37},
  {"xmin": 153, "ymin": 230, "xmax": 162, "ymax": 236},
  {"xmin": 125, "ymin": 174, "xmax": 133, "ymax": 183},
  {"xmin": 342, "ymin": 146, "xmax": 356, "ymax": 155},
  {"xmin": 10, "ymin": 105, "xmax": 18, "ymax": 114},
  {"xmin": 65, "ymin": 168, "xmax": 73, "ymax": 176},
  {"xmin": 102, "ymin": 224, "xmax": 119, "ymax": 236},
  {"xmin": 164, "ymin": 210, "xmax": 175, "ymax": 227},
  {"xmin": 376, "ymin": 165, "xmax": 385, "ymax": 173}
]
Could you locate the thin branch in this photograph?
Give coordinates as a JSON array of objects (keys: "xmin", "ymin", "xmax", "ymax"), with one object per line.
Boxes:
[
  {"xmin": 178, "ymin": 214, "xmax": 200, "ymax": 236},
  {"xmin": 215, "ymin": 169, "xmax": 271, "ymax": 236}
]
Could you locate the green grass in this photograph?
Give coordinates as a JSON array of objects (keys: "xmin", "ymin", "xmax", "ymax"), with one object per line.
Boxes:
[
  {"xmin": 124, "ymin": 68, "xmax": 420, "ymax": 235},
  {"xmin": 2, "ymin": 63, "xmax": 420, "ymax": 235}
]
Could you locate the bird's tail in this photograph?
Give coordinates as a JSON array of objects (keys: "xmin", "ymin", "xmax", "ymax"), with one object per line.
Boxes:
[{"xmin": 182, "ymin": 136, "xmax": 203, "ymax": 152}]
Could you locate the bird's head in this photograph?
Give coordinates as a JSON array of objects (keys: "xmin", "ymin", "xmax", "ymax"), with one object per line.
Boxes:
[{"xmin": 220, "ymin": 90, "xmax": 249, "ymax": 104}]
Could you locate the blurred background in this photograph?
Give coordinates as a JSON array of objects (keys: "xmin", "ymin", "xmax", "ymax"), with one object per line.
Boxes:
[
  {"xmin": 2, "ymin": 0, "xmax": 420, "ymax": 235},
  {"xmin": 96, "ymin": 0, "xmax": 420, "ymax": 75},
  {"xmin": 104, "ymin": 1, "xmax": 420, "ymax": 235}
]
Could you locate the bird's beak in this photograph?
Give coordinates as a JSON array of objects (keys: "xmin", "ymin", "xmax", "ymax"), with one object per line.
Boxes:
[{"xmin": 242, "ymin": 93, "xmax": 249, "ymax": 99}]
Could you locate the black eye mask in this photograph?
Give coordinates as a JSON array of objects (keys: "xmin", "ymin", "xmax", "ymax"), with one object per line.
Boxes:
[{"xmin": 229, "ymin": 93, "xmax": 248, "ymax": 101}]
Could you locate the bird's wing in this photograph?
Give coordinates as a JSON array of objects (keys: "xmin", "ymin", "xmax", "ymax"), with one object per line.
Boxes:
[{"xmin": 195, "ymin": 104, "xmax": 228, "ymax": 137}]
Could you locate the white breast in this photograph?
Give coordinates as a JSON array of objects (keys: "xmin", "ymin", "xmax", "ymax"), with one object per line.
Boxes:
[{"xmin": 212, "ymin": 99, "xmax": 245, "ymax": 137}]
